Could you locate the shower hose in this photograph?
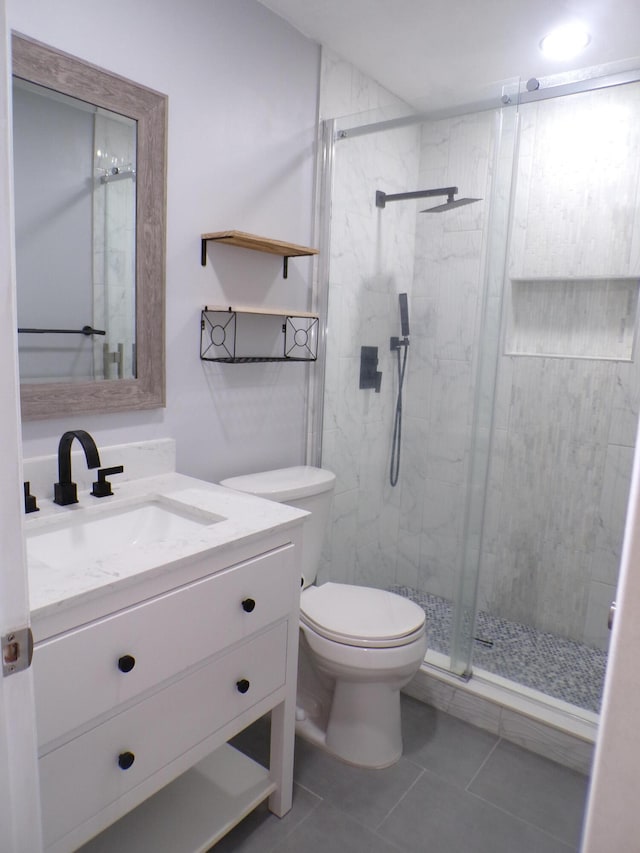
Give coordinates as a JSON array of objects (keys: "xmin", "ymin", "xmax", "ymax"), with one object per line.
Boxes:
[{"xmin": 390, "ymin": 340, "xmax": 409, "ymax": 487}]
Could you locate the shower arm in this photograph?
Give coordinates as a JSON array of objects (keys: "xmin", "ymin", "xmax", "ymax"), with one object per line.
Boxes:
[{"xmin": 376, "ymin": 187, "xmax": 457, "ymax": 209}]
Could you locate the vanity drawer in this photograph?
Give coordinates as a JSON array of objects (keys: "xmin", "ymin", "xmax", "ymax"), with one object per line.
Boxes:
[
  {"xmin": 40, "ymin": 620, "xmax": 288, "ymax": 851},
  {"xmin": 34, "ymin": 544, "xmax": 295, "ymax": 747}
]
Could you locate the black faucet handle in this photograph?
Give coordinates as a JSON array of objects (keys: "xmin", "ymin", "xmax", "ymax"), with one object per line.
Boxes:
[
  {"xmin": 91, "ymin": 465, "xmax": 124, "ymax": 498},
  {"xmin": 23, "ymin": 481, "xmax": 39, "ymax": 514}
]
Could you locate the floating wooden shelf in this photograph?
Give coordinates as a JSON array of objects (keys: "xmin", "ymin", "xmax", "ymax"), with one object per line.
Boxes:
[
  {"xmin": 200, "ymin": 230, "xmax": 319, "ymax": 277},
  {"xmin": 204, "ymin": 304, "xmax": 318, "ymax": 319}
]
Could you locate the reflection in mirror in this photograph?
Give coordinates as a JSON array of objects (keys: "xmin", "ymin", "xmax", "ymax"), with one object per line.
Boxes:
[
  {"xmin": 12, "ymin": 34, "xmax": 166, "ymax": 420},
  {"xmin": 14, "ymin": 80, "xmax": 137, "ymax": 383}
]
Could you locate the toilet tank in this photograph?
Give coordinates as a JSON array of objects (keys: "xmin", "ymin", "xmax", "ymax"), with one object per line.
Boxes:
[{"xmin": 219, "ymin": 466, "xmax": 335, "ymax": 588}]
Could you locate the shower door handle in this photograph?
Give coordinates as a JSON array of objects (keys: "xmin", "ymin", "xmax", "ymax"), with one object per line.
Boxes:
[{"xmin": 608, "ymin": 601, "xmax": 616, "ymax": 630}]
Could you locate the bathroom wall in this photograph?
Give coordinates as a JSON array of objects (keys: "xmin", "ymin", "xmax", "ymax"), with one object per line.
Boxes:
[
  {"xmin": 8, "ymin": 0, "xmax": 320, "ymax": 484},
  {"xmin": 317, "ymin": 51, "xmax": 421, "ymax": 588}
]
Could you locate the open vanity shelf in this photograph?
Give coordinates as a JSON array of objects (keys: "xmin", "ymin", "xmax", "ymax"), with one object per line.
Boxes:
[
  {"xmin": 78, "ymin": 745, "xmax": 274, "ymax": 852},
  {"xmin": 200, "ymin": 230, "xmax": 318, "ymax": 278},
  {"xmin": 200, "ymin": 305, "xmax": 319, "ymax": 363}
]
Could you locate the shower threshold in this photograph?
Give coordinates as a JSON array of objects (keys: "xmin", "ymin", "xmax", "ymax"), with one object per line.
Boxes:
[{"xmin": 390, "ymin": 586, "xmax": 607, "ymax": 714}]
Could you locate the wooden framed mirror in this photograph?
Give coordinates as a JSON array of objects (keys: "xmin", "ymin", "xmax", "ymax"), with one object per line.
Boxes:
[{"xmin": 12, "ymin": 34, "xmax": 166, "ymax": 420}]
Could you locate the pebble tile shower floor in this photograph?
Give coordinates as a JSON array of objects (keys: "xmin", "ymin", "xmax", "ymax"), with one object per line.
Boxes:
[{"xmin": 390, "ymin": 585, "xmax": 607, "ymax": 713}]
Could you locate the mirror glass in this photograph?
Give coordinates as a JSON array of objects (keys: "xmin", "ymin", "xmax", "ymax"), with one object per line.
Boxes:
[
  {"xmin": 13, "ymin": 79, "xmax": 137, "ymax": 383},
  {"xmin": 12, "ymin": 34, "xmax": 166, "ymax": 420}
]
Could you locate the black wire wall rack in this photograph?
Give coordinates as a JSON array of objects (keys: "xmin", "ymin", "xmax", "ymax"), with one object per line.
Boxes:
[{"xmin": 200, "ymin": 306, "xmax": 319, "ymax": 363}]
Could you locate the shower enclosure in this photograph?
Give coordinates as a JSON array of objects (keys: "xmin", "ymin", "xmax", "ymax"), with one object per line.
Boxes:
[{"xmin": 313, "ymin": 72, "xmax": 640, "ymax": 719}]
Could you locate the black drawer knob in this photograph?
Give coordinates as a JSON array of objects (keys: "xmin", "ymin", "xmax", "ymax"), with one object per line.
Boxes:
[
  {"xmin": 241, "ymin": 598, "xmax": 256, "ymax": 613},
  {"xmin": 118, "ymin": 654, "xmax": 136, "ymax": 673},
  {"xmin": 236, "ymin": 678, "xmax": 250, "ymax": 694},
  {"xmin": 118, "ymin": 751, "xmax": 135, "ymax": 770}
]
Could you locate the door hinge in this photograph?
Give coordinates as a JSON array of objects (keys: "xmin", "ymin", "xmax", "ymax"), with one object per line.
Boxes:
[{"xmin": 2, "ymin": 627, "xmax": 34, "ymax": 677}]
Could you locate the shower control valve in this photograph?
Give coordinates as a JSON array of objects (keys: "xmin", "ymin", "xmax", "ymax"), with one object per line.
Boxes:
[{"xmin": 390, "ymin": 336, "xmax": 410, "ymax": 351}]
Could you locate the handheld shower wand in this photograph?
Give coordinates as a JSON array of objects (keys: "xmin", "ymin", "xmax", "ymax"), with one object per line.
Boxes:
[
  {"xmin": 390, "ymin": 293, "xmax": 410, "ymax": 487},
  {"xmin": 399, "ymin": 292, "xmax": 410, "ymax": 337}
]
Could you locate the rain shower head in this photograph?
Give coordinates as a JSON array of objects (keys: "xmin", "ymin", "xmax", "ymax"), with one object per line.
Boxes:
[
  {"xmin": 376, "ymin": 186, "xmax": 482, "ymax": 212},
  {"xmin": 421, "ymin": 196, "xmax": 482, "ymax": 213}
]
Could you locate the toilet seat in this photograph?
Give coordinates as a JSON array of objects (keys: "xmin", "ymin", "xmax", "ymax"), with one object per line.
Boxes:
[{"xmin": 300, "ymin": 583, "xmax": 426, "ymax": 649}]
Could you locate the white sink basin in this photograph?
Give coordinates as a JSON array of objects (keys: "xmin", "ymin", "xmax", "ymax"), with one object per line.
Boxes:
[{"xmin": 27, "ymin": 497, "xmax": 225, "ymax": 571}]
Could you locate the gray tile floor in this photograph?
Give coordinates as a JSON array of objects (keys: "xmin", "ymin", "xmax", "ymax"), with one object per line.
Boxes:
[{"xmin": 216, "ymin": 695, "xmax": 589, "ymax": 853}]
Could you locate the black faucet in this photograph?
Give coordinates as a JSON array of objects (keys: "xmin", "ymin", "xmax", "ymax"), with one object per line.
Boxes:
[{"xmin": 54, "ymin": 430, "xmax": 101, "ymax": 506}]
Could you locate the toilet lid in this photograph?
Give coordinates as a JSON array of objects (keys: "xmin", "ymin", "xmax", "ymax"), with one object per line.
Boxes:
[
  {"xmin": 220, "ymin": 466, "xmax": 335, "ymax": 502},
  {"xmin": 300, "ymin": 583, "xmax": 426, "ymax": 649}
]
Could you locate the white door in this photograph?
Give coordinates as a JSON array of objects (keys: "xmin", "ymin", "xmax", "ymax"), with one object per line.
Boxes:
[{"xmin": 0, "ymin": 3, "xmax": 43, "ymax": 850}]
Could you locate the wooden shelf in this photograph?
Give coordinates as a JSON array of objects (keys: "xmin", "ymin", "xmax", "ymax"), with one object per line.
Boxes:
[
  {"xmin": 200, "ymin": 230, "xmax": 318, "ymax": 277},
  {"xmin": 204, "ymin": 304, "xmax": 318, "ymax": 319},
  {"xmin": 77, "ymin": 745, "xmax": 275, "ymax": 853}
]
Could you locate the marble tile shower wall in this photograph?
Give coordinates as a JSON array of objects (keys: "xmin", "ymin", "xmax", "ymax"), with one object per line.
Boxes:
[
  {"xmin": 479, "ymin": 83, "xmax": 640, "ymax": 651},
  {"xmin": 397, "ymin": 112, "xmax": 497, "ymax": 601},
  {"xmin": 318, "ymin": 52, "xmax": 422, "ymax": 588},
  {"xmin": 320, "ymin": 129, "xmax": 422, "ymax": 588}
]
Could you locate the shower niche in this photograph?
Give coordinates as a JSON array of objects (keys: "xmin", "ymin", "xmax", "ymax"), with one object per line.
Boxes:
[{"xmin": 505, "ymin": 277, "xmax": 639, "ymax": 360}]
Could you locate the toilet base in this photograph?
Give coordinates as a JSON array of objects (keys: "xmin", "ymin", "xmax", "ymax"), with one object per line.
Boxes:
[{"xmin": 295, "ymin": 681, "xmax": 403, "ymax": 769}]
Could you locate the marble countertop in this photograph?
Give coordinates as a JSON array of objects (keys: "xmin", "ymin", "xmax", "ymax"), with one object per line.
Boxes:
[{"xmin": 25, "ymin": 472, "xmax": 307, "ymax": 625}]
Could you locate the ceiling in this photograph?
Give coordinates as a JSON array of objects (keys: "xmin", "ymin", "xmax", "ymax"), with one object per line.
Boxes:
[{"xmin": 257, "ymin": 0, "xmax": 640, "ymax": 110}]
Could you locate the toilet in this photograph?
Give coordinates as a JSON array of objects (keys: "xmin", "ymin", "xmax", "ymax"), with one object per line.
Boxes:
[{"xmin": 219, "ymin": 465, "xmax": 427, "ymax": 769}]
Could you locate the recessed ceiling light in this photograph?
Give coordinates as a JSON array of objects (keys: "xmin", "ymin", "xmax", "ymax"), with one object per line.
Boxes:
[{"xmin": 540, "ymin": 24, "xmax": 591, "ymax": 60}]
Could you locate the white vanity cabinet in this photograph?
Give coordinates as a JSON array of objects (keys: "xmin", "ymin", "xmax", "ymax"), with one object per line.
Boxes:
[{"xmin": 32, "ymin": 536, "xmax": 302, "ymax": 853}]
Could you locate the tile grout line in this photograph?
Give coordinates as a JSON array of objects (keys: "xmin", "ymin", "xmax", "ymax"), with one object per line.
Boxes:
[
  {"xmin": 462, "ymin": 786, "xmax": 580, "ymax": 851},
  {"xmin": 372, "ymin": 768, "xmax": 427, "ymax": 834},
  {"xmin": 464, "ymin": 735, "xmax": 502, "ymax": 791},
  {"xmin": 262, "ymin": 788, "xmax": 325, "ymax": 853}
]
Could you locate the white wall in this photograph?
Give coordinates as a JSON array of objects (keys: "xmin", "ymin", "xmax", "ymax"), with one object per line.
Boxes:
[
  {"xmin": 8, "ymin": 0, "xmax": 320, "ymax": 484},
  {"xmin": 582, "ymin": 409, "xmax": 640, "ymax": 848}
]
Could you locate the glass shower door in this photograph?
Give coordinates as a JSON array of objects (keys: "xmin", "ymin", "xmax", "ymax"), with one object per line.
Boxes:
[{"xmin": 465, "ymin": 80, "xmax": 640, "ymax": 711}]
